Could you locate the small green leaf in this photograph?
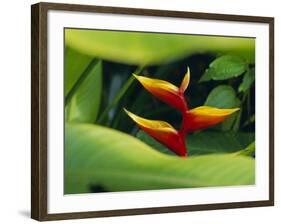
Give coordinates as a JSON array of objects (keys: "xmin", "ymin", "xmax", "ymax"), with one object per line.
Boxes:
[
  {"xmin": 238, "ymin": 68, "xmax": 255, "ymax": 92},
  {"xmin": 66, "ymin": 60, "xmax": 102, "ymax": 123},
  {"xmin": 205, "ymin": 85, "xmax": 239, "ymax": 108},
  {"xmin": 201, "ymin": 55, "xmax": 247, "ymax": 81},
  {"xmin": 65, "ymin": 124, "xmax": 255, "ymax": 193},
  {"xmin": 199, "ymin": 67, "xmax": 215, "ymax": 82}
]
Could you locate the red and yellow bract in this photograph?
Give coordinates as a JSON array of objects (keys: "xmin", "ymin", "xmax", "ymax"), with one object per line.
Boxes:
[
  {"xmin": 124, "ymin": 109, "xmax": 187, "ymax": 157},
  {"xmin": 132, "ymin": 67, "xmax": 189, "ymax": 111},
  {"xmin": 125, "ymin": 67, "xmax": 239, "ymax": 157}
]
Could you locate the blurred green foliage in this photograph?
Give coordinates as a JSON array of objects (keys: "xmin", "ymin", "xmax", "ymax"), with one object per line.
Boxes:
[
  {"xmin": 65, "ymin": 123, "xmax": 254, "ymax": 193},
  {"xmin": 65, "ymin": 29, "xmax": 255, "ymax": 65},
  {"xmin": 64, "ymin": 29, "xmax": 255, "ymax": 194}
]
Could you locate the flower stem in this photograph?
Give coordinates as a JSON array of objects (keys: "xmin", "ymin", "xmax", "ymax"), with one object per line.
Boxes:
[{"xmin": 179, "ymin": 97, "xmax": 189, "ymax": 157}]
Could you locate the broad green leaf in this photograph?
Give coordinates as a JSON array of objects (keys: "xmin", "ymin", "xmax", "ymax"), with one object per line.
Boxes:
[
  {"xmin": 64, "ymin": 47, "xmax": 92, "ymax": 96},
  {"xmin": 137, "ymin": 130, "xmax": 254, "ymax": 156},
  {"xmin": 238, "ymin": 68, "xmax": 255, "ymax": 92},
  {"xmin": 66, "ymin": 60, "xmax": 102, "ymax": 123},
  {"xmin": 204, "ymin": 85, "xmax": 241, "ymax": 130},
  {"xmin": 200, "ymin": 55, "xmax": 247, "ymax": 81},
  {"xmin": 65, "ymin": 123, "xmax": 255, "ymax": 193},
  {"xmin": 65, "ymin": 29, "xmax": 255, "ymax": 65}
]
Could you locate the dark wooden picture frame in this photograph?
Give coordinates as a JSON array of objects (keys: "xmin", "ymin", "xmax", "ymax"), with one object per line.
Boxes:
[{"xmin": 31, "ymin": 2, "xmax": 274, "ymax": 221}]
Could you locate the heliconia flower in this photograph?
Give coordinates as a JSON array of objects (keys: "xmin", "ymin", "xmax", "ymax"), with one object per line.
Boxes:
[
  {"xmin": 183, "ymin": 106, "xmax": 240, "ymax": 133},
  {"xmin": 133, "ymin": 67, "xmax": 190, "ymax": 111},
  {"xmin": 125, "ymin": 67, "xmax": 240, "ymax": 158},
  {"xmin": 124, "ymin": 109, "xmax": 187, "ymax": 157}
]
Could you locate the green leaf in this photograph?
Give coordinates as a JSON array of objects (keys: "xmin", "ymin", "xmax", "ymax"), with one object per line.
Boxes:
[
  {"xmin": 205, "ymin": 85, "xmax": 239, "ymax": 108},
  {"xmin": 66, "ymin": 60, "xmax": 102, "ymax": 123},
  {"xmin": 65, "ymin": 124, "xmax": 255, "ymax": 193},
  {"xmin": 238, "ymin": 68, "xmax": 255, "ymax": 92},
  {"xmin": 200, "ymin": 55, "xmax": 247, "ymax": 81},
  {"xmin": 64, "ymin": 47, "xmax": 92, "ymax": 96},
  {"xmin": 137, "ymin": 130, "xmax": 254, "ymax": 156},
  {"xmin": 199, "ymin": 67, "xmax": 215, "ymax": 82},
  {"xmin": 65, "ymin": 29, "xmax": 255, "ymax": 65}
]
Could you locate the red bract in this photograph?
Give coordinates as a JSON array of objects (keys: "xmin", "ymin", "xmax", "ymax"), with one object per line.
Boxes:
[
  {"xmin": 124, "ymin": 109, "xmax": 187, "ymax": 157},
  {"xmin": 125, "ymin": 67, "xmax": 239, "ymax": 157},
  {"xmin": 133, "ymin": 67, "xmax": 189, "ymax": 111},
  {"xmin": 183, "ymin": 106, "xmax": 239, "ymax": 133}
]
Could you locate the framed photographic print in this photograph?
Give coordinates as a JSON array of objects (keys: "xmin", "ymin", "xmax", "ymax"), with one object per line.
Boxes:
[{"xmin": 31, "ymin": 2, "xmax": 274, "ymax": 221}]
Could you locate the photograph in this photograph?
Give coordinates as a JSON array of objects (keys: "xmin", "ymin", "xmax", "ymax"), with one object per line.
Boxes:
[
  {"xmin": 0, "ymin": 0, "xmax": 277, "ymax": 222},
  {"xmin": 64, "ymin": 28, "xmax": 256, "ymax": 194}
]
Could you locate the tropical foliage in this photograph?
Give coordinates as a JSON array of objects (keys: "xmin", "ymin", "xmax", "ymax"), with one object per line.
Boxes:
[{"xmin": 64, "ymin": 29, "xmax": 255, "ymax": 194}]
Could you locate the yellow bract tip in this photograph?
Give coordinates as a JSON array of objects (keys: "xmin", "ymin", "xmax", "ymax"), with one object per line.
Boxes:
[
  {"xmin": 123, "ymin": 108, "xmax": 177, "ymax": 133},
  {"xmin": 180, "ymin": 66, "xmax": 190, "ymax": 92},
  {"xmin": 132, "ymin": 74, "xmax": 179, "ymax": 93},
  {"xmin": 132, "ymin": 73, "xmax": 139, "ymax": 80},
  {"xmin": 190, "ymin": 106, "xmax": 240, "ymax": 117}
]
